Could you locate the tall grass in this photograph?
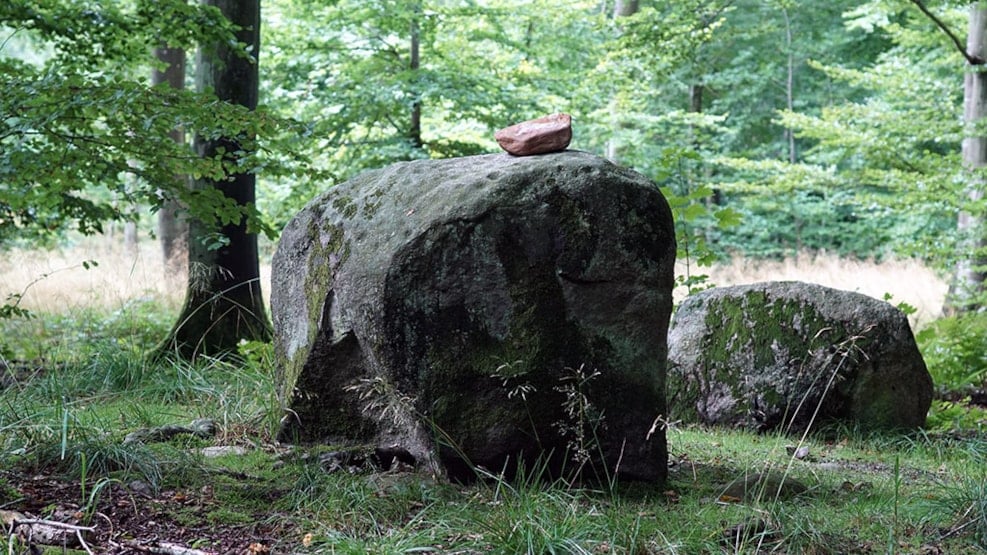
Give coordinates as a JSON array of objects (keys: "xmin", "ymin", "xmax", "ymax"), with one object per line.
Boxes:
[
  {"xmin": 0, "ymin": 238, "xmax": 272, "ymax": 314},
  {"xmin": 692, "ymin": 252, "xmax": 948, "ymax": 328},
  {"xmin": 3, "ymin": 242, "xmax": 984, "ymax": 553},
  {"xmin": 2, "ymin": 241, "xmax": 180, "ymax": 313},
  {"xmin": 3, "ymin": 242, "xmax": 937, "ymax": 318}
]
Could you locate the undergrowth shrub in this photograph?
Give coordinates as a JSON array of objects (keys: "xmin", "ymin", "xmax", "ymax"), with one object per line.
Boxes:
[
  {"xmin": 30, "ymin": 430, "xmax": 168, "ymax": 487},
  {"xmin": 926, "ymin": 400, "xmax": 987, "ymax": 433},
  {"xmin": 0, "ymin": 297, "xmax": 176, "ymax": 361},
  {"xmin": 917, "ymin": 313, "xmax": 987, "ymax": 393}
]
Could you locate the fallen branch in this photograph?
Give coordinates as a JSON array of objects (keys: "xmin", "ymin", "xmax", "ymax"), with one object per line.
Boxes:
[
  {"xmin": 124, "ymin": 418, "xmax": 218, "ymax": 445},
  {"xmin": 9, "ymin": 519, "xmax": 95, "ymax": 532},
  {"xmin": 6, "ymin": 514, "xmax": 96, "ymax": 555},
  {"xmin": 120, "ymin": 539, "xmax": 218, "ymax": 555}
]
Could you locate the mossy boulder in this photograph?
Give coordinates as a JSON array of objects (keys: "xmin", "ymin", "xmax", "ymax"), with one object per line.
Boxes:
[
  {"xmin": 667, "ymin": 282, "xmax": 932, "ymax": 433},
  {"xmin": 271, "ymin": 151, "xmax": 676, "ymax": 483}
]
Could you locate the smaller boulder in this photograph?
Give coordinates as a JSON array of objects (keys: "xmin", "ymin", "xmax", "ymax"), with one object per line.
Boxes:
[
  {"xmin": 667, "ymin": 281, "xmax": 933, "ymax": 433},
  {"xmin": 494, "ymin": 113, "xmax": 572, "ymax": 155}
]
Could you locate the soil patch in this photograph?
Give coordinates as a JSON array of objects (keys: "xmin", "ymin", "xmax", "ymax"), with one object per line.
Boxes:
[{"xmin": 1, "ymin": 469, "xmax": 295, "ymax": 554}]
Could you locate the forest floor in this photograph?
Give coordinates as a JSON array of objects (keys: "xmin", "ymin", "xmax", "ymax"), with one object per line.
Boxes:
[
  {"xmin": 2, "ymin": 246, "xmax": 983, "ymax": 553},
  {"xmin": 2, "ymin": 370, "xmax": 987, "ymax": 554},
  {"xmin": 3, "ymin": 464, "xmax": 290, "ymax": 554}
]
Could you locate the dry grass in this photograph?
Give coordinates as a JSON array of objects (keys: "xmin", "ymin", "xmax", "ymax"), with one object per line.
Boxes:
[
  {"xmin": 2, "ymin": 241, "xmax": 946, "ymax": 330},
  {"xmin": 0, "ymin": 238, "xmax": 272, "ymax": 314},
  {"xmin": 681, "ymin": 252, "xmax": 949, "ymax": 329}
]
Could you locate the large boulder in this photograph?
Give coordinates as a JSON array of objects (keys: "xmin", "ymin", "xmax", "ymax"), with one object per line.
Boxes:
[
  {"xmin": 271, "ymin": 151, "xmax": 676, "ymax": 482},
  {"xmin": 667, "ymin": 282, "xmax": 932, "ymax": 433}
]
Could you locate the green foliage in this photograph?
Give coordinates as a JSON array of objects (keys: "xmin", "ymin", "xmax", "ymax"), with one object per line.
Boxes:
[
  {"xmin": 657, "ymin": 148, "xmax": 740, "ymax": 294},
  {"xmin": 260, "ymin": 0, "xmax": 600, "ymax": 227},
  {"xmin": 704, "ymin": 0, "xmax": 891, "ymax": 158},
  {"xmin": 739, "ymin": 1, "xmax": 965, "ymax": 266},
  {"xmin": 0, "ymin": 293, "xmax": 31, "ymax": 321},
  {"xmin": 2, "ymin": 0, "xmax": 235, "ymax": 65},
  {"xmin": 0, "ymin": 0, "xmax": 298, "ymax": 247},
  {"xmin": 917, "ymin": 313, "xmax": 987, "ymax": 392},
  {"xmin": 718, "ymin": 187, "xmax": 947, "ymax": 260},
  {"xmin": 884, "ymin": 292, "xmax": 918, "ymax": 317},
  {"xmin": 564, "ymin": 0, "xmax": 916, "ymax": 264},
  {"xmin": 3, "ymin": 0, "xmax": 940, "ymax": 265},
  {"xmin": 926, "ymin": 399, "xmax": 987, "ymax": 433}
]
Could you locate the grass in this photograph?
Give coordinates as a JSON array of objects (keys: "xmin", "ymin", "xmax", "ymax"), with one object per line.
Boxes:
[
  {"xmin": 0, "ymin": 336, "xmax": 987, "ymax": 553},
  {"xmin": 0, "ymin": 238, "xmax": 272, "ymax": 316},
  {"xmin": 698, "ymin": 252, "xmax": 948, "ymax": 329},
  {"xmin": 1, "ymin": 240, "xmax": 184, "ymax": 313},
  {"xmin": 2, "ymin": 332, "xmax": 984, "ymax": 553},
  {"xmin": 0, "ymin": 243, "xmax": 980, "ymax": 552}
]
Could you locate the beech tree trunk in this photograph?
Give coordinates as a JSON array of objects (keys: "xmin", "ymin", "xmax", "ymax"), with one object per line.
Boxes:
[
  {"xmin": 409, "ymin": 3, "xmax": 423, "ymax": 149},
  {"xmin": 782, "ymin": 5, "xmax": 797, "ymax": 164},
  {"xmin": 614, "ymin": 0, "xmax": 639, "ymax": 17},
  {"xmin": 152, "ymin": 46, "xmax": 188, "ymax": 276},
  {"xmin": 949, "ymin": 3, "xmax": 987, "ymax": 312},
  {"xmin": 606, "ymin": 0, "xmax": 638, "ymax": 163},
  {"xmin": 159, "ymin": 0, "xmax": 270, "ymax": 358},
  {"xmin": 124, "ymin": 218, "xmax": 138, "ymax": 256}
]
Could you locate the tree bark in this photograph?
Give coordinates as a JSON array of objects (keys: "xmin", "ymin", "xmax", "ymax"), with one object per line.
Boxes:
[
  {"xmin": 782, "ymin": 5, "xmax": 797, "ymax": 164},
  {"xmin": 606, "ymin": 0, "xmax": 638, "ymax": 163},
  {"xmin": 124, "ymin": 218, "xmax": 138, "ymax": 257},
  {"xmin": 409, "ymin": 3, "xmax": 423, "ymax": 149},
  {"xmin": 152, "ymin": 46, "xmax": 188, "ymax": 276},
  {"xmin": 159, "ymin": 0, "xmax": 270, "ymax": 358},
  {"xmin": 948, "ymin": 3, "xmax": 987, "ymax": 313},
  {"xmin": 614, "ymin": 0, "xmax": 639, "ymax": 17},
  {"xmin": 688, "ymin": 82, "xmax": 703, "ymax": 154}
]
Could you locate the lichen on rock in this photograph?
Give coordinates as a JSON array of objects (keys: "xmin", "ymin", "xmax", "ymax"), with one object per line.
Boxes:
[{"xmin": 667, "ymin": 281, "xmax": 933, "ymax": 433}]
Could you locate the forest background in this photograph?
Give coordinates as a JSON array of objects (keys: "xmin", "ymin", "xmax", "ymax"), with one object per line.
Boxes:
[
  {"xmin": 5, "ymin": 0, "xmax": 987, "ymax": 416},
  {"xmin": 6, "ymin": 0, "xmax": 987, "ymax": 552}
]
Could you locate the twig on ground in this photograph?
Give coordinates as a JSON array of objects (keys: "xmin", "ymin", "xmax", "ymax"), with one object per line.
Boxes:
[
  {"xmin": 0, "ymin": 498, "xmax": 24, "ymax": 510},
  {"xmin": 9, "ymin": 517, "xmax": 97, "ymax": 555},
  {"xmin": 121, "ymin": 539, "xmax": 218, "ymax": 555}
]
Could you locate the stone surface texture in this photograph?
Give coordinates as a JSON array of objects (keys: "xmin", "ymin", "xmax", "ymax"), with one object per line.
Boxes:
[
  {"xmin": 667, "ymin": 281, "xmax": 932, "ymax": 433},
  {"xmin": 271, "ymin": 151, "xmax": 676, "ymax": 482},
  {"xmin": 494, "ymin": 113, "xmax": 572, "ymax": 156}
]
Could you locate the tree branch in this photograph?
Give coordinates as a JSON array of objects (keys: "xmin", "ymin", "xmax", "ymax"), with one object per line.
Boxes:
[
  {"xmin": 909, "ymin": 0, "xmax": 984, "ymax": 65},
  {"xmin": 8, "ymin": 517, "xmax": 96, "ymax": 555}
]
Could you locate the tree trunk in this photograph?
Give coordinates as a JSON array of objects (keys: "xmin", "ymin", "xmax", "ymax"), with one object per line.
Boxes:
[
  {"xmin": 409, "ymin": 3, "xmax": 423, "ymax": 149},
  {"xmin": 124, "ymin": 218, "xmax": 138, "ymax": 257},
  {"xmin": 152, "ymin": 46, "xmax": 188, "ymax": 276},
  {"xmin": 782, "ymin": 6, "xmax": 797, "ymax": 164},
  {"xmin": 948, "ymin": 3, "xmax": 987, "ymax": 313},
  {"xmin": 688, "ymin": 82, "xmax": 703, "ymax": 153},
  {"xmin": 606, "ymin": 0, "xmax": 638, "ymax": 163},
  {"xmin": 614, "ymin": 0, "xmax": 639, "ymax": 17},
  {"xmin": 689, "ymin": 82, "xmax": 722, "ymax": 206},
  {"xmin": 159, "ymin": 0, "xmax": 270, "ymax": 358}
]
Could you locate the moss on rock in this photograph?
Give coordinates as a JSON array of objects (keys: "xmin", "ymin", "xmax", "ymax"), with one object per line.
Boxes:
[{"xmin": 668, "ymin": 282, "xmax": 932, "ymax": 433}]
